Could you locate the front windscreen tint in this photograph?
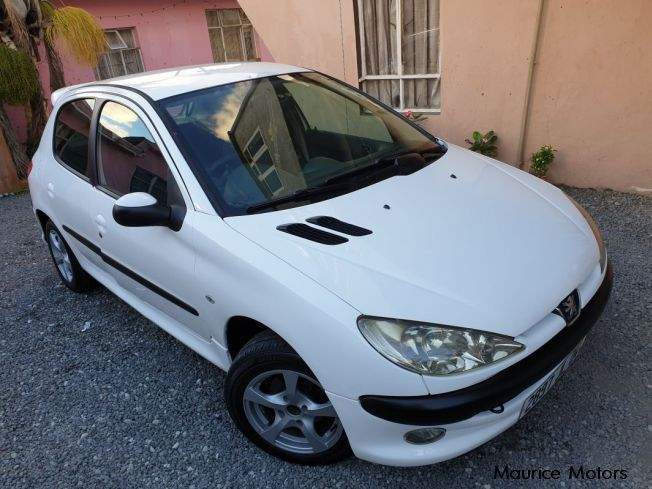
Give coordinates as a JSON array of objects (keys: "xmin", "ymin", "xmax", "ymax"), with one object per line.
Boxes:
[{"xmin": 160, "ymin": 72, "xmax": 438, "ymax": 215}]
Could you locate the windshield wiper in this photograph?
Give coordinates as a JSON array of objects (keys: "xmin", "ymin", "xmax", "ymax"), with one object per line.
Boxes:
[
  {"xmin": 324, "ymin": 146, "xmax": 439, "ymax": 186},
  {"xmin": 246, "ymin": 181, "xmax": 349, "ymax": 214},
  {"xmin": 246, "ymin": 145, "xmax": 444, "ymax": 214}
]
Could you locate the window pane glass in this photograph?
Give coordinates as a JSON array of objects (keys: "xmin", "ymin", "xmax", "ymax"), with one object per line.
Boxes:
[
  {"xmin": 105, "ymin": 30, "xmax": 127, "ymax": 50},
  {"xmin": 161, "ymin": 73, "xmax": 438, "ymax": 215},
  {"xmin": 401, "ymin": 0, "xmax": 439, "ymax": 75},
  {"xmin": 107, "ymin": 51, "xmax": 126, "ymax": 77},
  {"xmin": 220, "ymin": 9, "xmax": 241, "ymax": 26},
  {"xmin": 117, "ymin": 28, "xmax": 136, "ymax": 49},
  {"xmin": 246, "ymin": 131, "xmax": 264, "ymax": 157},
  {"xmin": 98, "ymin": 102, "xmax": 169, "ymax": 204},
  {"xmin": 208, "ymin": 29, "xmax": 226, "ymax": 62},
  {"xmin": 361, "ymin": 0, "xmax": 397, "ymax": 75},
  {"xmin": 205, "ymin": 10, "xmax": 220, "ymax": 27},
  {"xmin": 96, "ymin": 57, "xmax": 111, "ymax": 80},
  {"xmin": 239, "ymin": 9, "xmax": 251, "ymax": 24},
  {"xmin": 255, "ymin": 150, "xmax": 273, "ymax": 174},
  {"xmin": 264, "ymin": 170, "xmax": 282, "ymax": 194},
  {"xmin": 53, "ymin": 99, "xmax": 95, "ymax": 176},
  {"xmin": 223, "ymin": 26, "xmax": 244, "ymax": 60},
  {"xmin": 361, "ymin": 79, "xmax": 399, "ymax": 108},
  {"xmin": 242, "ymin": 25, "xmax": 257, "ymax": 60},
  {"xmin": 122, "ymin": 48, "xmax": 144, "ymax": 75}
]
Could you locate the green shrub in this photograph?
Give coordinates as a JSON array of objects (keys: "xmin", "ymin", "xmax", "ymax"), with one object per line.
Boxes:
[
  {"xmin": 530, "ymin": 145, "xmax": 556, "ymax": 177},
  {"xmin": 465, "ymin": 130, "xmax": 498, "ymax": 157}
]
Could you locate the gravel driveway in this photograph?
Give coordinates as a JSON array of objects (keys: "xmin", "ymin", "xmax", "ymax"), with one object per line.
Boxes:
[{"xmin": 1, "ymin": 188, "xmax": 649, "ymax": 488}]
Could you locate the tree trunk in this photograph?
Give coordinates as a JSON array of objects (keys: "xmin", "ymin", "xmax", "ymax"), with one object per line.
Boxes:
[
  {"xmin": 0, "ymin": 102, "xmax": 30, "ymax": 180},
  {"xmin": 25, "ymin": 80, "xmax": 47, "ymax": 159},
  {"xmin": 45, "ymin": 36, "xmax": 65, "ymax": 91}
]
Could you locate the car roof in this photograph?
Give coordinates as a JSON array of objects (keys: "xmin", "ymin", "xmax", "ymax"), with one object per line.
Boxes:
[{"xmin": 53, "ymin": 62, "xmax": 310, "ymax": 104}]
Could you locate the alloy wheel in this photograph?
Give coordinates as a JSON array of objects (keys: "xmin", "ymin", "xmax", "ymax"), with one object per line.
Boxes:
[
  {"xmin": 48, "ymin": 229, "xmax": 74, "ymax": 282},
  {"xmin": 243, "ymin": 369, "xmax": 342, "ymax": 454}
]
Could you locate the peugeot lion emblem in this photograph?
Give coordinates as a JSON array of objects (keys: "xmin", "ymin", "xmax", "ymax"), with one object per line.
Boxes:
[{"xmin": 554, "ymin": 290, "xmax": 581, "ymax": 325}]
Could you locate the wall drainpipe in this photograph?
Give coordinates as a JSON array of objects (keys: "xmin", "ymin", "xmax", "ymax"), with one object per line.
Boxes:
[{"xmin": 517, "ymin": 0, "xmax": 546, "ymax": 169}]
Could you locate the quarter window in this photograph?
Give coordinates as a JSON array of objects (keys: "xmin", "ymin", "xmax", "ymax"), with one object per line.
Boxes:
[
  {"xmin": 96, "ymin": 28, "xmax": 145, "ymax": 80},
  {"xmin": 205, "ymin": 9, "xmax": 258, "ymax": 62},
  {"xmin": 97, "ymin": 101, "xmax": 169, "ymax": 204},
  {"xmin": 356, "ymin": 0, "xmax": 441, "ymax": 111},
  {"xmin": 53, "ymin": 98, "xmax": 95, "ymax": 177}
]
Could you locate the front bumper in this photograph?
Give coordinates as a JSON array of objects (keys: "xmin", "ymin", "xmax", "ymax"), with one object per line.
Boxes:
[
  {"xmin": 360, "ymin": 263, "xmax": 612, "ymax": 425},
  {"xmin": 329, "ymin": 263, "xmax": 612, "ymax": 466}
]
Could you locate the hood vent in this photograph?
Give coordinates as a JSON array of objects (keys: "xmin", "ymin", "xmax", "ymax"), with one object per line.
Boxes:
[
  {"xmin": 277, "ymin": 223, "xmax": 348, "ymax": 245},
  {"xmin": 306, "ymin": 216, "xmax": 373, "ymax": 237}
]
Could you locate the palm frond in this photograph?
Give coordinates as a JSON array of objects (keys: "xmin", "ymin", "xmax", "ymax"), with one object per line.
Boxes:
[
  {"xmin": 0, "ymin": 43, "xmax": 39, "ymax": 105},
  {"xmin": 45, "ymin": 6, "xmax": 106, "ymax": 67}
]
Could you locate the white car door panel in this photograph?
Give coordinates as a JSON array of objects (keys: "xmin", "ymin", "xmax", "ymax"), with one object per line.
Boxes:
[
  {"xmin": 86, "ymin": 97, "xmax": 206, "ymax": 338},
  {"xmin": 43, "ymin": 97, "xmax": 103, "ymax": 269}
]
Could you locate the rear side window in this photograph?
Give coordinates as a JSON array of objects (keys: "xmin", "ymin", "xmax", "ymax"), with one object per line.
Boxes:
[
  {"xmin": 97, "ymin": 101, "xmax": 169, "ymax": 204},
  {"xmin": 53, "ymin": 99, "xmax": 95, "ymax": 176}
]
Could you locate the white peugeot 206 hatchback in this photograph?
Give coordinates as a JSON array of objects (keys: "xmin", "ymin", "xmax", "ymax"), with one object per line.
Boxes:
[{"xmin": 29, "ymin": 62, "xmax": 612, "ymax": 466}]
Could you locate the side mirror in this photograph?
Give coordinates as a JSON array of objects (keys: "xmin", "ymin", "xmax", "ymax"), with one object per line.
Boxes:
[{"xmin": 112, "ymin": 192, "xmax": 183, "ymax": 231}]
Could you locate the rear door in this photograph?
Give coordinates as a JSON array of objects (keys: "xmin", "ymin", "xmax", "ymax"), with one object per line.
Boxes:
[
  {"xmin": 41, "ymin": 98, "xmax": 103, "ymax": 269},
  {"xmin": 86, "ymin": 96, "xmax": 205, "ymax": 337}
]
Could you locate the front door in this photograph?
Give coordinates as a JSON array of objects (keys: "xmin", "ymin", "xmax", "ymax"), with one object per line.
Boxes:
[{"xmin": 87, "ymin": 98, "xmax": 206, "ymax": 338}]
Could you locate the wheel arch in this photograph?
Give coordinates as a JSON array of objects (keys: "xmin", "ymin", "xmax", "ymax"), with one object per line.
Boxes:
[
  {"xmin": 35, "ymin": 208, "xmax": 50, "ymax": 235},
  {"xmin": 225, "ymin": 315, "xmax": 281, "ymax": 360}
]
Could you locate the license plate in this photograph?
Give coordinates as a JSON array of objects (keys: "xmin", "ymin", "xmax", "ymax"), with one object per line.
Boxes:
[{"xmin": 519, "ymin": 338, "xmax": 585, "ymax": 419}]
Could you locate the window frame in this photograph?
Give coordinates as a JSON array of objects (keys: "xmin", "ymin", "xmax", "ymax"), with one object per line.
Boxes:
[
  {"xmin": 356, "ymin": 0, "xmax": 441, "ymax": 113},
  {"xmin": 95, "ymin": 28, "xmax": 145, "ymax": 80},
  {"xmin": 51, "ymin": 97, "xmax": 97, "ymax": 182},
  {"xmin": 205, "ymin": 8, "xmax": 259, "ymax": 63}
]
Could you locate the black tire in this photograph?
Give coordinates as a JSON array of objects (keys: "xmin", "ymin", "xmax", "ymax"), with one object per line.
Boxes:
[
  {"xmin": 45, "ymin": 220, "xmax": 96, "ymax": 293},
  {"xmin": 225, "ymin": 331, "xmax": 351, "ymax": 464}
]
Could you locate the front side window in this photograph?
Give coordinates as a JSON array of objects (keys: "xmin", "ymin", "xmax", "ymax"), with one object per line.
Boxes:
[
  {"xmin": 160, "ymin": 72, "xmax": 443, "ymax": 216},
  {"xmin": 53, "ymin": 98, "xmax": 95, "ymax": 177},
  {"xmin": 96, "ymin": 28, "xmax": 145, "ymax": 80},
  {"xmin": 356, "ymin": 0, "xmax": 441, "ymax": 111},
  {"xmin": 97, "ymin": 101, "xmax": 169, "ymax": 204},
  {"xmin": 205, "ymin": 9, "xmax": 258, "ymax": 63}
]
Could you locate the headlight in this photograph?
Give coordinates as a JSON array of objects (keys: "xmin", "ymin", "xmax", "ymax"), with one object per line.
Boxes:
[
  {"xmin": 567, "ymin": 195, "xmax": 607, "ymax": 271},
  {"xmin": 357, "ymin": 317, "xmax": 524, "ymax": 376}
]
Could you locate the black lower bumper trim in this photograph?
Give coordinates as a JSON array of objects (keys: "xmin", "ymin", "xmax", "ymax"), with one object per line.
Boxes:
[{"xmin": 360, "ymin": 263, "xmax": 613, "ymax": 425}]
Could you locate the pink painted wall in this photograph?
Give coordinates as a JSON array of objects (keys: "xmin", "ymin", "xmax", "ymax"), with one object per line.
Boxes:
[{"xmin": 7, "ymin": 0, "xmax": 273, "ymax": 142}]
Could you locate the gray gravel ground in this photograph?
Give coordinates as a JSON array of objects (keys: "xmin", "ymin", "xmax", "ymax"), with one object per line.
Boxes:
[{"xmin": 0, "ymin": 188, "xmax": 650, "ymax": 488}]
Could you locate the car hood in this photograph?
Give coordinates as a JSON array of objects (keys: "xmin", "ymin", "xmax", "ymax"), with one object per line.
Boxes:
[{"xmin": 225, "ymin": 144, "xmax": 599, "ymax": 337}]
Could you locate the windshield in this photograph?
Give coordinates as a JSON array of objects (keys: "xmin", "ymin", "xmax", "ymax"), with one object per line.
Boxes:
[{"xmin": 160, "ymin": 72, "xmax": 444, "ymax": 216}]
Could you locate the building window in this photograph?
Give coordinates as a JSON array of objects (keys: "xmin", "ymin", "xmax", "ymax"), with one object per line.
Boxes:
[
  {"xmin": 205, "ymin": 8, "xmax": 258, "ymax": 63},
  {"xmin": 356, "ymin": 0, "xmax": 440, "ymax": 112},
  {"xmin": 242, "ymin": 128, "xmax": 283, "ymax": 196},
  {"xmin": 96, "ymin": 28, "xmax": 144, "ymax": 80}
]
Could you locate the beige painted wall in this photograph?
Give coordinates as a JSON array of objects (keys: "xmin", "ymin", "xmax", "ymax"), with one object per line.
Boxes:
[
  {"xmin": 238, "ymin": 0, "xmax": 359, "ymax": 85},
  {"xmin": 424, "ymin": 0, "xmax": 541, "ymax": 164},
  {"xmin": 524, "ymin": 0, "xmax": 652, "ymax": 192},
  {"xmin": 241, "ymin": 0, "xmax": 651, "ymax": 193}
]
